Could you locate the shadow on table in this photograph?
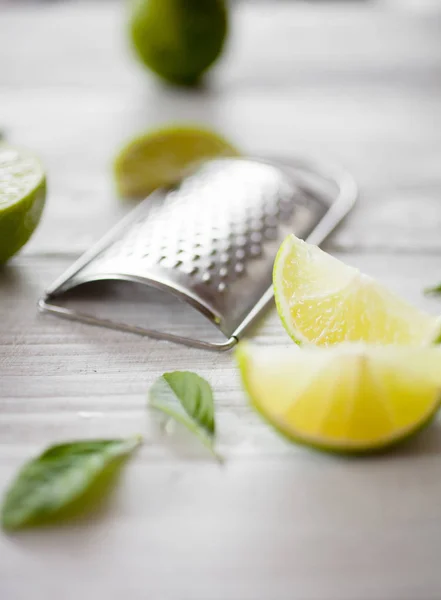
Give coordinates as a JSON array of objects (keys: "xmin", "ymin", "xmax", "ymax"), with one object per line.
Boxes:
[
  {"xmin": 0, "ymin": 263, "xmax": 25, "ymax": 290},
  {"xmin": 388, "ymin": 419, "xmax": 441, "ymax": 458}
]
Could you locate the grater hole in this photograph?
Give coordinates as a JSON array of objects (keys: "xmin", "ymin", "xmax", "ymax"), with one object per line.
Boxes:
[
  {"xmin": 250, "ymin": 244, "xmax": 262, "ymax": 257},
  {"xmin": 249, "ymin": 219, "xmax": 264, "ymax": 232},
  {"xmin": 180, "ymin": 264, "xmax": 198, "ymax": 276},
  {"xmin": 233, "ymin": 224, "xmax": 247, "ymax": 235},
  {"xmin": 159, "ymin": 257, "xmax": 181, "ymax": 269},
  {"xmin": 280, "ymin": 205, "xmax": 293, "ymax": 217},
  {"xmin": 235, "ymin": 262, "xmax": 245, "ymax": 275},
  {"xmin": 219, "ymin": 240, "xmax": 232, "ymax": 252},
  {"xmin": 264, "ymin": 204, "xmax": 280, "ymax": 217}
]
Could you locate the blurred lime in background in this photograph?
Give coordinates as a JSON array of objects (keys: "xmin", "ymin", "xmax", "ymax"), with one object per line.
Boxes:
[
  {"xmin": 129, "ymin": 0, "xmax": 228, "ymax": 86},
  {"xmin": 114, "ymin": 124, "xmax": 239, "ymax": 199},
  {"xmin": 0, "ymin": 144, "xmax": 46, "ymax": 263}
]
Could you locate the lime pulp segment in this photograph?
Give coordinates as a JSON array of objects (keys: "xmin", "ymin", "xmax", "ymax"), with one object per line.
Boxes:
[
  {"xmin": 273, "ymin": 234, "xmax": 439, "ymax": 346},
  {"xmin": 237, "ymin": 343, "xmax": 441, "ymax": 454}
]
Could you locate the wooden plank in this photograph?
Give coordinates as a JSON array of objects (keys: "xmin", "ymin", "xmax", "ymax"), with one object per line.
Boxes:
[
  {"xmin": 1, "ymin": 252, "xmax": 441, "ymax": 461},
  {"xmin": 0, "ymin": 1, "xmax": 440, "ymax": 88},
  {"xmin": 1, "ymin": 84, "xmax": 441, "ymax": 255},
  {"xmin": 2, "ymin": 258, "xmax": 441, "ymax": 600},
  {"xmin": 1, "ymin": 2, "xmax": 440, "ymax": 256},
  {"xmin": 2, "ymin": 2, "xmax": 441, "ymax": 598},
  {"xmin": 2, "ymin": 456, "xmax": 441, "ymax": 600}
]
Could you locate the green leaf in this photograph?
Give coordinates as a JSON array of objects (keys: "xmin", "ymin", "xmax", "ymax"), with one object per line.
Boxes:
[
  {"xmin": 425, "ymin": 284, "xmax": 441, "ymax": 296},
  {"xmin": 149, "ymin": 371, "xmax": 221, "ymax": 460},
  {"xmin": 1, "ymin": 436, "xmax": 142, "ymax": 530}
]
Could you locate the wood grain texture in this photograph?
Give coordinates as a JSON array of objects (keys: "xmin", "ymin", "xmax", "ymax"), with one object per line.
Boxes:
[
  {"xmin": 1, "ymin": 2, "xmax": 441, "ymax": 255},
  {"xmin": 2, "ymin": 1, "xmax": 441, "ymax": 599},
  {"xmin": 1, "ymin": 254, "xmax": 441, "ymax": 459},
  {"xmin": 2, "ymin": 84, "xmax": 441, "ymax": 254}
]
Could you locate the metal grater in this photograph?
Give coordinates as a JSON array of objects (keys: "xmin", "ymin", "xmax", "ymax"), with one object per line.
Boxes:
[{"xmin": 39, "ymin": 157, "xmax": 357, "ymax": 350}]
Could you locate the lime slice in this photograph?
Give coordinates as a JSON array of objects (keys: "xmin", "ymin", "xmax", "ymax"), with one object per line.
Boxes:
[
  {"xmin": 0, "ymin": 143, "xmax": 46, "ymax": 263},
  {"xmin": 114, "ymin": 125, "xmax": 239, "ymax": 198},
  {"xmin": 273, "ymin": 234, "xmax": 439, "ymax": 346},
  {"xmin": 237, "ymin": 343, "xmax": 441, "ymax": 453}
]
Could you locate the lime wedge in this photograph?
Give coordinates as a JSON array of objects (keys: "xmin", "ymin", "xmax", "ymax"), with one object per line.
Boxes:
[
  {"xmin": 237, "ymin": 343, "xmax": 441, "ymax": 454},
  {"xmin": 114, "ymin": 125, "xmax": 239, "ymax": 199},
  {"xmin": 0, "ymin": 143, "xmax": 46, "ymax": 263},
  {"xmin": 273, "ymin": 234, "xmax": 439, "ymax": 346}
]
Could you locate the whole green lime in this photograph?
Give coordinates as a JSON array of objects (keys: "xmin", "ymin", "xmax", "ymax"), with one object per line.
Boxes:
[
  {"xmin": 129, "ymin": 0, "xmax": 228, "ymax": 86},
  {"xmin": 0, "ymin": 144, "xmax": 46, "ymax": 263}
]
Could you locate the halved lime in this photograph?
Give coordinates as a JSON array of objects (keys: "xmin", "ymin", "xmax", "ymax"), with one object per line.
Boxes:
[
  {"xmin": 273, "ymin": 234, "xmax": 439, "ymax": 346},
  {"xmin": 0, "ymin": 143, "xmax": 46, "ymax": 263},
  {"xmin": 237, "ymin": 343, "xmax": 441, "ymax": 454},
  {"xmin": 114, "ymin": 124, "xmax": 239, "ymax": 199}
]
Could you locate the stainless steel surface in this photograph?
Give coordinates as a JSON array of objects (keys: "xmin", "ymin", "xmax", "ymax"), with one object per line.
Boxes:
[{"xmin": 39, "ymin": 157, "xmax": 357, "ymax": 349}]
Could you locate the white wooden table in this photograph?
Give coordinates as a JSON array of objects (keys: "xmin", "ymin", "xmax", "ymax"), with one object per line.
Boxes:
[{"xmin": 2, "ymin": 2, "xmax": 441, "ymax": 598}]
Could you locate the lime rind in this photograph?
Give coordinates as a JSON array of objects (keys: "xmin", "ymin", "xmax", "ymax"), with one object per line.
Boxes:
[
  {"xmin": 236, "ymin": 343, "xmax": 441, "ymax": 455},
  {"xmin": 272, "ymin": 235, "xmax": 308, "ymax": 346},
  {"xmin": 429, "ymin": 316, "xmax": 441, "ymax": 345},
  {"xmin": 0, "ymin": 144, "xmax": 46, "ymax": 263}
]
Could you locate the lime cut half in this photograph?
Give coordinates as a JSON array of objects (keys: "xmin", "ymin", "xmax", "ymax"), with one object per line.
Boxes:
[
  {"xmin": 237, "ymin": 343, "xmax": 441, "ymax": 454},
  {"xmin": 114, "ymin": 125, "xmax": 239, "ymax": 199},
  {"xmin": 0, "ymin": 143, "xmax": 46, "ymax": 263},
  {"xmin": 273, "ymin": 234, "xmax": 439, "ymax": 346}
]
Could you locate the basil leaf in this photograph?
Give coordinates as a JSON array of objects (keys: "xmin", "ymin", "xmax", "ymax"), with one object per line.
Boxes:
[
  {"xmin": 425, "ymin": 284, "xmax": 441, "ymax": 296},
  {"xmin": 1, "ymin": 436, "xmax": 141, "ymax": 530},
  {"xmin": 149, "ymin": 371, "xmax": 221, "ymax": 460}
]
